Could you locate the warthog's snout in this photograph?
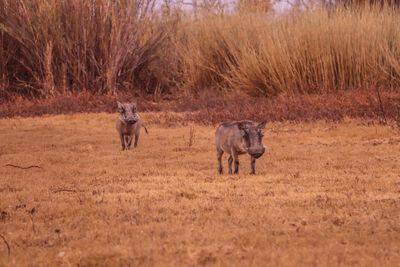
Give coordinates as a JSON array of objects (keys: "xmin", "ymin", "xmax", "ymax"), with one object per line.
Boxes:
[
  {"xmin": 249, "ymin": 147, "xmax": 265, "ymax": 159},
  {"xmin": 127, "ymin": 118, "xmax": 138, "ymax": 125}
]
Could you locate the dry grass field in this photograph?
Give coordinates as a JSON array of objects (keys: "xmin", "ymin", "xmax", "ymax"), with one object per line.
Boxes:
[{"xmin": 0, "ymin": 113, "xmax": 399, "ymax": 266}]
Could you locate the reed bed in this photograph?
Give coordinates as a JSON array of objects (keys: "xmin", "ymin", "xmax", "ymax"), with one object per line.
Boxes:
[{"xmin": 1, "ymin": 1, "xmax": 400, "ymax": 98}]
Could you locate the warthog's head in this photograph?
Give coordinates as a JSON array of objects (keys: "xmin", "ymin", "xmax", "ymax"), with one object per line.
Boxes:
[
  {"xmin": 238, "ymin": 121, "xmax": 267, "ymax": 158},
  {"xmin": 117, "ymin": 101, "xmax": 139, "ymax": 125}
]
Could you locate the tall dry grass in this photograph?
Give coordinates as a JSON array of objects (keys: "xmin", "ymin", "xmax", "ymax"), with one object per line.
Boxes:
[
  {"xmin": 176, "ymin": 6, "xmax": 400, "ymax": 95},
  {"xmin": 1, "ymin": 2, "xmax": 400, "ymax": 98},
  {"xmin": 0, "ymin": 0, "xmax": 171, "ymax": 97}
]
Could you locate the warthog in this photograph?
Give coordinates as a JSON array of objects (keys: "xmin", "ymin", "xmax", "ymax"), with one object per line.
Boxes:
[
  {"xmin": 116, "ymin": 101, "xmax": 148, "ymax": 150},
  {"xmin": 215, "ymin": 120, "xmax": 267, "ymax": 175}
]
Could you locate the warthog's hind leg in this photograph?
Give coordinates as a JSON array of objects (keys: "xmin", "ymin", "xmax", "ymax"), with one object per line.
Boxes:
[
  {"xmin": 228, "ymin": 155, "xmax": 233, "ymax": 174},
  {"xmin": 250, "ymin": 156, "xmax": 256, "ymax": 175},
  {"xmin": 217, "ymin": 148, "xmax": 224, "ymax": 174}
]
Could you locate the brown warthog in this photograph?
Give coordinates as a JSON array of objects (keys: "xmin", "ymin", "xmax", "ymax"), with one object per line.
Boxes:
[
  {"xmin": 116, "ymin": 101, "xmax": 148, "ymax": 150},
  {"xmin": 215, "ymin": 120, "xmax": 267, "ymax": 175}
]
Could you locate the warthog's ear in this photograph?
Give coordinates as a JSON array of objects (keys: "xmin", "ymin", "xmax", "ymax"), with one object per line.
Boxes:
[
  {"xmin": 131, "ymin": 101, "xmax": 137, "ymax": 111},
  {"xmin": 117, "ymin": 101, "xmax": 124, "ymax": 112},
  {"xmin": 258, "ymin": 121, "xmax": 267, "ymax": 129}
]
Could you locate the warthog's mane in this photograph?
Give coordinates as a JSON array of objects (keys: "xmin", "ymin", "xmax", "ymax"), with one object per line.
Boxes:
[{"xmin": 219, "ymin": 120, "xmax": 256, "ymax": 128}]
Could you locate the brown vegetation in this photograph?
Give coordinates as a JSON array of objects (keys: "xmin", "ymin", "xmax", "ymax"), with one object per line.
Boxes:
[
  {"xmin": 1, "ymin": 90, "xmax": 399, "ymax": 126},
  {"xmin": 1, "ymin": 114, "xmax": 399, "ymax": 265},
  {"xmin": 1, "ymin": 1, "xmax": 400, "ymax": 99},
  {"xmin": 0, "ymin": 0, "xmax": 171, "ymax": 97}
]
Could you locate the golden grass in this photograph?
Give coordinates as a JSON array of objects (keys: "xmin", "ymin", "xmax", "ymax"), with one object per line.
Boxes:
[
  {"xmin": 177, "ymin": 6, "xmax": 400, "ymax": 95},
  {"xmin": 0, "ymin": 113, "xmax": 399, "ymax": 266}
]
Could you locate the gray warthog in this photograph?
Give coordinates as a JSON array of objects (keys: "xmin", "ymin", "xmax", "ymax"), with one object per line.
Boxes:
[
  {"xmin": 116, "ymin": 101, "xmax": 148, "ymax": 150},
  {"xmin": 215, "ymin": 120, "xmax": 267, "ymax": 174}
]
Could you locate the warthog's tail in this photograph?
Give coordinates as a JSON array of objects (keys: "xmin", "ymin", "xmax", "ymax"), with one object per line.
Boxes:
[{"xmin": 143, "ymin": 125, "xmax": 149, "ymax": 134}]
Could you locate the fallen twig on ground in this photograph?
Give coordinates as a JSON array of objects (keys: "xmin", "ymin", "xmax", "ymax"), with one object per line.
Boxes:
[
  {"xmin": 5, "ymin": 164, "xmax": 43, "ymax": 170},
  {"xmin": 51, "ymin": 189, "xmax": 78, "ymax": 193},
  {"xmin": 0, "ymin": 233, "xmax": 10, "ymax": 257}
]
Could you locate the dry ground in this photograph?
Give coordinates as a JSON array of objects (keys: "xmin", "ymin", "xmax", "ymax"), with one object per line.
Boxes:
[{"xmin": 0, "ymin": 113, "xmax": 399, "ymax": 266}]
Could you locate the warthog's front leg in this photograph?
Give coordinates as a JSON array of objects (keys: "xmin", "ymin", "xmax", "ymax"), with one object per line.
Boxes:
[
  {"xmin": 217, "ymin": 148, "xmax": 224, "ymax": 174},
  {"xmin": 120, "ymin": 134, "xmax": 126, "ymax": 150},
  {"xmin": 231, "ymin": 149, "xmax": 239, "ymax": 174},
  {"xmin": 123, "ymin": 135, "xmax": 131, "ymax": 150},
  {"xmin": 126, "ymin": 134, "xmax": 135, "ymax": 150},
  {"xmin": 250, "ymin": 156, "xmax": 256, "ymax": 175},
  {"xmin": 234, "ymin": 160, "xmax": 239, "ymax": 174},
  {"xmin": 228, "ymin": 155, "xmax": 233, "ymax": 174},
  {"xmin": 134, "ymin": 132, "xmax": 140, "ymax": 148}
]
